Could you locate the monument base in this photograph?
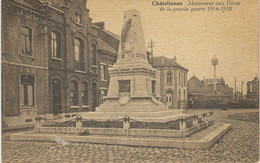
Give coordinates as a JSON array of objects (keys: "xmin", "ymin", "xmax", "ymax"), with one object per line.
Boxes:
[
  {"xmin": 80, "ymin": 110, "xmax": 185, "ymax": 122},
  {"xmin": 10, "ymin": 123, "xmax": 232, "ymax": 149}
]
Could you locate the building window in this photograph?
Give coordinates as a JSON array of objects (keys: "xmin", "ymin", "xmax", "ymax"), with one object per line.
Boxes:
[
  {"xmin": 92, "ymin": 83, "xmax": 97, "ymax": 109},
  {"xmin": 100, "ymin": 89, "xmax": 107, "ymax": 104},
  {"xmin": 101, "ymin": 64, "xmax": 106, "ymax": 80},
  {"xmin": 92, "ymin": 44, "xmax": 97, "ymax": 66},
  {"xmin": 166, "ymin": 71, "xmax": 172, "ymax": 84},
  {"xmin": 81, "ymin": 82, "xmax": 88, "ymax": 105},
  {"xmin": 184, "ymin": 73, "xmax": 186, "ymax": 87},
  {"xmin": 179, "ymin": 89, "xmax": 181, "ymax": 101},
  {"xmin": 51, "ymin": 32, "xmax": 61, "ymax": 58},
  {"xmin": 75, "ymin": 12, "xmax": 82, "ymax": 24},
  {"xmin": 21, "ymin": 26, "xmax": 32, "ymax": 55},
  {"xmin": 166, "ymin": 95, "xmax": 172, "ymax": 102},
  {"xmin": 20, "ymin": 74, "xmax": 34, "ymax": 106},
  {"xmin": 179, "ymin": 72, "xmax": 181, "ymax": 86},
  {"xmin": 181, "ymin": 72, "xmax": 184, "ymax": 87},
  {"xmin": 74, "ymin": 38, "xmax": 84, "ymax": 70},
  {"xmin": 184, "ymin": 90, "xmax": 186, "ymax": 100},
  {"xmin": 70, "ymin": 81, "xmax": 78, "ymax": 105}
]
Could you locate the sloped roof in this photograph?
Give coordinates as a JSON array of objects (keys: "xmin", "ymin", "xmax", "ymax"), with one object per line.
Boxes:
[
  {"xmin": 103, "ymin": 29, "xmax": 120, "ymax": 40},
  {"xmin": 97, "ymin": 38, "xmax": 118, "ymax": 55},
  {"xmin": 188, "ymin": 75, "xmax": 201, "ymax": 82},
  {"xmin": 153, "ymin": 56, "xmax": 188, "ymax": 71}
]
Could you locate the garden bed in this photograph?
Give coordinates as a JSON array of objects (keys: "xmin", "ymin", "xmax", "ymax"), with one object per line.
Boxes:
[{"xmin": 43, "ymin": 116, "xmax": 198, "ymax": 130}]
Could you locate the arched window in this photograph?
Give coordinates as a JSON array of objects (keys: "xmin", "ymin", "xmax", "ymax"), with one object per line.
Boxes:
[
  {"xmin": 92, "ymin": 44, "xmax": 97, "ymax": 66},
  {"xmin": 70, "ymin": 81, "xmax": 78, "ymax": 105},
  {"xmin": 74, "ymin": 38, "xmax": 84, "ymax": 70},
  {"xmin": 100, "ymin": 89, "xmax": 107, "ymax": 104},
  {"xmin": 21, "ymin": 26, "xmax": 32, "ymax": 55},
  {"xmin": 20, "ymin": 74, "xmax": 34, "ymax": 106},
  {"xmin": 81, "ymin": 82, "xmax": 88, "ymax": 105},
  {"xmin": 51, "ymin": 31, "xmax": 61, "ymax": 58},
  {"xmin": 79, "ymin": 14, "xmax": 82, "ymax": 24},
  {"xmin": 100, "ymin": 64, "xmax": 105, "ymax": 80},
  {"xmin": 166, "ymin": 71, "xmax": 172, "ymax": 84},
  {"xmin": 75, "ymin": 12, "xmax": 82, "ymax": 24}
]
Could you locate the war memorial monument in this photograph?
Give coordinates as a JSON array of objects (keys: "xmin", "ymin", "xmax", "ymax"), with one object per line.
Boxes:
[{"xmin": 10, "ymin": 9, "xmax": 231, "ymax": 149}]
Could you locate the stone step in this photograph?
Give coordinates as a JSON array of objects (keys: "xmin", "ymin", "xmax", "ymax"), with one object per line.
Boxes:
[{"xmin": 80, "ymin": 109, "xmax": 181, "ymax": 118}]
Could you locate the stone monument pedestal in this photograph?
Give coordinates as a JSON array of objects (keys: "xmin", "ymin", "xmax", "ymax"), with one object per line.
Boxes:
[
  {"xmin": 96, "ymin": 9, "xmax": 169, "ymax": 115},
  {"xmin": 96, "ymin": 62, "xmax": 168, "ymax": 113}
]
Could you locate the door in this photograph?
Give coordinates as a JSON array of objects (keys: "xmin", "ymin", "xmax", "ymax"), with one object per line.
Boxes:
[
  {"xmin": 52, "ymin": 79, "xmax": 62, "ymax": 115},
  {"xmin": 92, "ymin": 83, "xmax": 97, "ymax": 110},
  {"xmin": 166, "ymin": 92, "xmax": 173, "ymax": 107}
]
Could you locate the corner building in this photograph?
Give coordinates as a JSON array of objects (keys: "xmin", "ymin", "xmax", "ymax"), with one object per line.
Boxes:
[
  {"xmin": 152, "ymin": 56, "xmax": 189, "ymax": 109},
  {"xmin": 1, "ymin": 0, "xmax": 119, "ymax": 129}
]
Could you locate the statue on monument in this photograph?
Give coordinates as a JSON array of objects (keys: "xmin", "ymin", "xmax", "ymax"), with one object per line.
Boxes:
[
  {"xmin": 96, "ymin": 9, "xmax": 167, "ymax": 112},
  {"xmin": 118, "ymin": 9, "xmax": 148, "ymax": 63}
]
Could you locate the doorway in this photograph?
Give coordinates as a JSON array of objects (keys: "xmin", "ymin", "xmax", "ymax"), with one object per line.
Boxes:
[
  {"xmin": 92, "ymin": 83, "xmax": 97, "ymax": 110},
  {"xmin": 166, "ymin": 91, "xmax": 173, "ymax": 108},
  {"xmin": 52, "ymin": 79, "xmax": 62, "ymax": 115}
]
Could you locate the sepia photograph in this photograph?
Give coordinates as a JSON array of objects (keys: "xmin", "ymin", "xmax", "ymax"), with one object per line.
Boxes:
[{"xmin": 1, "ymin": 0, "xmax": 259, "ymax": 162}]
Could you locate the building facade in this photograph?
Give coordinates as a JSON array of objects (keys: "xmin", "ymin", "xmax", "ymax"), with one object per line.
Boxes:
[
  {"xmin": 246, "ymin": 77, "xmax": 259, "ymax": 103},
  {"xmin": 152, "ymin": 56, "xmax": 188, "ymax": 109},
  {"xmin": 187, "ymin": 76, "xmax": 233, "ymax": 108},
  {"xmin": 2, "ymin": 0, "xmax": 119, "ymax": 129},
  {"xmin": 93, "ymin": 22, "xmax": 120, "ymax": 104}
]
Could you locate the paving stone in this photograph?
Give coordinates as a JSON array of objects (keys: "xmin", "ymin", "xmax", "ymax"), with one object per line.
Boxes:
[{"xmin": 2, "ymin": 109, "xmax": 259, "ymax": 162}]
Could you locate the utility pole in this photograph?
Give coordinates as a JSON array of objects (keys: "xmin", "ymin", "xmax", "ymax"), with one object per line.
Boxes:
[
  {"xmin": 234, "ymin": 76, "xmax": 236, "ymax": 100},
  {"xmin": 241, "ymin": 81, "xmax": 244, "ymax": 100},
  {"xmin": 147, "ymin": 39, "xmax": 155, "ymax": 66}
]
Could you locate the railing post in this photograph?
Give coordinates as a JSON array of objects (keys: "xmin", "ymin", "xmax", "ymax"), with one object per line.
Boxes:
[
  {"xmin": 192, "ymin": 114, "xmax": 199, "ymax": 126},
  {"xmin": 123, "ymin": 115, "xmax": 130, "ymax": 130},
  {"xmin": 179, "ymin": 117, "xmax": 186, "ymax": 131},
  {"xmin": 35, "ymin": 115, "xmax": 42, "ymax": 133},
  {"xmin": 209, "ymin": 112, "xmax": 214, "ymax": 121},
  {"xmin": 65, "ymin": 113, "xmax": 71, "ymax": 119},
  {"xmin": 76, "ymin": 115, "xmax": 82, "ymax": 128},
  {"xmin": 202, "ymin": 113, "xmax": 206, "ymax": 122}
]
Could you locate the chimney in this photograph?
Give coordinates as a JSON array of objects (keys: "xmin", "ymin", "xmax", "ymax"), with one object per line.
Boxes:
[
  {"xmin": 93, "ymin": 22, "xmax": 105, "ymax": 29},
  {"xmin": 171, "ymin": 56, "xmax": 177, "ymax": 62}
]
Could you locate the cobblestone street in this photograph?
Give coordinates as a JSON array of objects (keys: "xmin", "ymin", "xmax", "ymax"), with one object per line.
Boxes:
[{"xmin": 2, "ymin": 109, "xmax": 259, "ymax": 163}]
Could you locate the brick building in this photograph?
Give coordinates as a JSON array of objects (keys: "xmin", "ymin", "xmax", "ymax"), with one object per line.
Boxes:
[
  {"xmin": 1, "ymin": 0, "xmax": 119, "ymax": 129},
  {"xmin": 246, "ymin": 77, "xmax": 259, "ymax": 102},
  {"xmin": 187, "ymin": 76, "xmax": 233, "ymax": 108},
  {"xmin": 152, "ymin": 56, "xmax": 188, "ymax": 109}
]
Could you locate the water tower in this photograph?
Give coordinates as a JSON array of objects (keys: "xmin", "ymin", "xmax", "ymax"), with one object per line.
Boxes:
[
  {"xmin": 211, "ymin": 55, "xmax": 218, "ymax": 79},
  {"xmin": 211, "ymin": 55, "xmax": 218, "ymax": 91}
]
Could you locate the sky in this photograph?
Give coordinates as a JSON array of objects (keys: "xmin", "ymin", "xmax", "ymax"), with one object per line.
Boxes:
[{"xmin": 87, "ymin": 0, "xmax": 259, "ymax": 93}]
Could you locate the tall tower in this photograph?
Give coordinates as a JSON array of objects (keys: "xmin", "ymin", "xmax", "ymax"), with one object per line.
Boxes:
[
  {"xmin": 211, "ymin": 55, "xmax": 218, "ymax": 91},
  {"xmin": 211, "ymin": 55, "xmax": 218, "ymax": 79}
]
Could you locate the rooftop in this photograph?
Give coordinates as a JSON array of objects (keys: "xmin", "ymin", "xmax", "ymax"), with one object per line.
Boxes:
[{"xmin": 153, "ymin": 56, "xmax": 188, "ymax": 71}]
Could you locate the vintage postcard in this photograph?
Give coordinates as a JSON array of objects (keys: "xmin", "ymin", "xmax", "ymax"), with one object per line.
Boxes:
[{"xmin": 1, "ymin": 0, "xmax": 259, "ymax": 162}]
